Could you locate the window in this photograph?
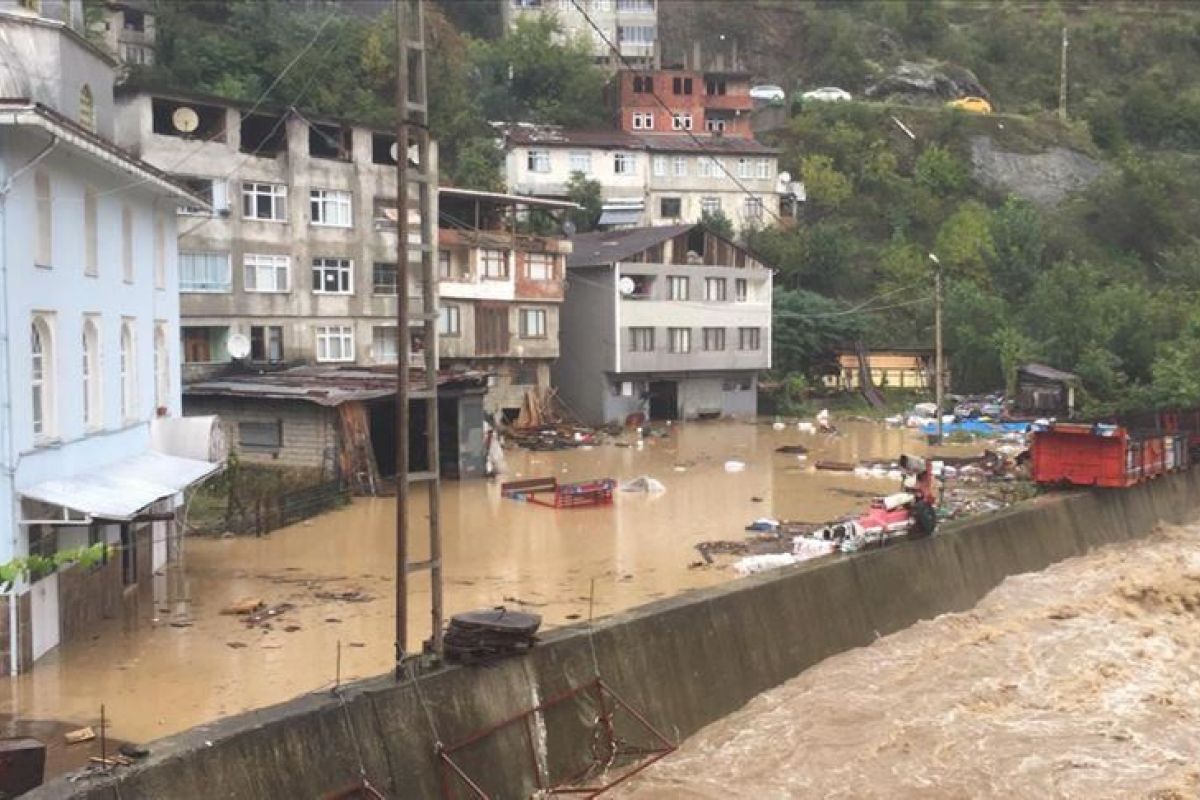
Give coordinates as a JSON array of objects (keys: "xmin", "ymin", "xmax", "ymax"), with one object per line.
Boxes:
[
  {"xmin": 698, "ymin": 157, "xmax": 720, "ymax": 178},
  {"xmin": 315, "ymin": 325, "xmax": 354, "ymax": 362},
  {"xmin": 122, "ymin": 205, "xmax": 133, "ymax": 282},
  {"xmin": 79, "ymin": 84, "xmax": 95, "ymax": 131},
  {"xmin": 312, "ymin": 258, "xmax": 353, "ymax": 294},
  {"xmin": 154, "ymin": 324, "xmax": 169, "ymax": 413},
  {"xmin": 616, "ymin": 0, "xmax": 653, "ymax": 10},
  {"xmin": 519, "ymin": 308, "xmax": 547, "ymax": 338},
  {"xmin": 618, "ymin": 25, "xmax": 655, "ymax": 45},
  {"xmin": 179, "ymin": 251, "xmax": 231, "ymax": 292},
  {"xmin": 84, "ymin": 187, "xmax": 97, "ymax": 276},
  {"xmin": 705, "ymin": 277, "xmax": 727, "ymax": 301},
  {"xmin": 672, "ymin": 76, "xmax": 694, "ymax": 95},
  {"xmin": 737, "ymin": 158, "xmax": 752, "ymax": 179},
  {"xmin": 250, "ymin": 326, "xmax": 284, "ymax": 362},
  {"xmin": 743, "ymin": 196, "xmax": 764, "ymax": 222},
  {"xmin": 177, "ymin": 176, "xmax": 228, "ymax": 216},
  {"xmin": 614, "ymin": 152, "xmax": 637, "ymax": 175},
  {"xmin": 527, "ymin": 253, "xmax": 554, "ymax": 281},
  {"xmin": 480, "ymin": 249, "xmax": 508, "ymax": 279},
  {"xmin": 668, "ymin": 275, "xmax": 688, "ymax": 300},
  {"xmin": 120, "ymin": 322, "xmax": 136, "ymax": 420},
  {"xmin": 652, "ymin": 155, "xmax": 667, "ymax": 176},
  {"xmin": 630, "ymin": 327, "xmax": 655, "ymax": 352},
  {"xmin": 438, "ymin": 304, "xmax": 461, "ymax": 336},
  {"xmin": 122, "ymin": 44, "xmax": 152, "ymax": 65},
  {"xmin": 668, "ymin": 327, "xmax": 691, "ymax": 354},
  {"xmin": 739, "ymin": 327, "xmax": 762, "ymax": 351},
  {"xmin": 706, "ymin": 118, "xmax": 726, "ymax": 134},
  {"xmin": 701, "ymin": 196, "xmax": 722, "ymax": 215},
  {"xmin": 372, "ymin": 326, "xmax": 398, "ymax": 363},
  {"xmin": 671, "ymin": 113, "xmax": 693, "ymax": 131},
  {"xmin": 244, "ymin": 254, "xmax": 290, "ymax": 292},
  {"xmin": 242, "ymin": 182, "xmax": 287, "ymax": 221},
  {"xmin": 527, "ymin": 150, "xmax": 551, "ymax": 173},
  {"xmin": 632, "ymin": 112, "xmax": 654, "ymax": 130},
  {"xmin": 373, "ymin": 262, "xmax": 398, "ymax": 294},
  {"xmin": 82, "ymin": 319, "xmax": 101, "ymax": 430},
  {"xmin": 705, "ymin": 78, "xmax": 727, "ymax": 96},
  {"xmin": 154, "ymin": 214, "xmax": 166, "ymax": 289},
  {"xmin": 756, "ymin": 159, "xmax": 772, "ymax": 179},
  {"xmin": 735, "ymin": 278, "xmax": 748, "ymax": 302},
  {"xmin": 660, "ymin": 197, "xmax": 681, "ymax": 218},
  {"xmin": 238, "ymin": 421, "xmax": 282, "ymax": 452},
  {"xmin": 672, "ymin": 156, "xmax": 687, "ymax": 177},
  {"xmin": 569, "ymin": 151, "xmax": 592, "ymax": 174},
  {"xmin": 35, "ymin": 170, "xmax": 51, "ymax": 266},
  {"xmin": 309, "ymin": 189, "xmax": 352, "ymax": 227},
  {"xmin": 438, "ymin": 251, "xmax": 452, "ymax": 280},
  {"xmin": 632, "ymin": 75, "xmax": 653, "ymax": 93},
  {"xmin": 703, "ymin": 327, "xmax": 725, "ymax": 351},
  {"xmin": 31, "ymin": 317, "xmax": 53, "ymax": 439}
]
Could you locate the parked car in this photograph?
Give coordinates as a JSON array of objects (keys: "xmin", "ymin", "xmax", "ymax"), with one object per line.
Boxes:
[
  {"xmin": 749, "ymin": 84, "xmax": 786, "ymax": 103},
  {"xmin": 801, "ymin": 87, "xmax": 852, "ymax": 103},
  {"xmin": 947, "ymin": 96, "xmax": 993, "ymax": 114}
]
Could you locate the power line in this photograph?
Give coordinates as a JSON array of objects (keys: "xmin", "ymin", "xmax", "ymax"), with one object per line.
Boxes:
[{"xmin": 566, "ymin": 0, "xmax": 786, "ymax": 226}]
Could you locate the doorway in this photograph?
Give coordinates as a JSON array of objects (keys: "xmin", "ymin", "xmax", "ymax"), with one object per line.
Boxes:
[{"xmin": 647, "ymin": 380, "xmax": 678, "ymax": 421}]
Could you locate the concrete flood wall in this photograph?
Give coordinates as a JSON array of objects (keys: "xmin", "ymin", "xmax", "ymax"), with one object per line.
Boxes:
[{"xmin": 33, "ymin": 470, "xmax": 1200, "ymax": 799}]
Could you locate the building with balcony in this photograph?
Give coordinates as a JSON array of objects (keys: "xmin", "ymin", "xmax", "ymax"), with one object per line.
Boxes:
[
  {"xmin": 112, "ymin": 86, "xmax": 429, "ymax": 381},
  {"xmin": 97, "ymin": 1, "xmax": 156, "ymax": 66},
  {"xmin": 438, "ymin": 188, "xmax": 575, "ymax": 416},
  {"xmin": 554, "ymin": 224, "xmax": 772, "ymax": 425},
  {"xmin": 503, "ymin": 0, "xmax": 658, "ymax": 69},
  {"xmin": 610, "ymin": 67, "xmax": 754, "ymax": 139},
  {"xmin": 502, "ymin": 124, "xmax": 779, "ymax": 232},
  {"xmin": 0, "ymin": 0, "xmax": 222, "ymax": 672}
]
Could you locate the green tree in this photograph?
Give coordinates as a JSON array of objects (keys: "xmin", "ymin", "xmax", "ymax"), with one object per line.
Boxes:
[
  {"xmin": 993, "ymin": 325, "xmax": 1039, "ymax": 399},
  {"xmin": 772, "ymin": 289, "xmax": 866, "ymax": 378},
  {"xmin": 1152, "ymin": 311, "xmax": 1200, "ymax": 408},
  {"xmin": 914, "ymin": 144, "xmax": 968, "ymax": 197},
  {"xmin": 700, "ymin": 209, "xmax": 736, "ymax": 240},
  {"xmin": 565, "ymin": 171, "xmax": 602, "ymax": 233},
  {"xmin": 800, "ymin": 155, "xmax": 853, "ymax": 210},
  {"xmin": 987, "ymin": 197, "xmax": 1045, "ymax": 301},
  {"xmin": 934, "ymin": 201, "xmax": 995, "ymax": 284}
]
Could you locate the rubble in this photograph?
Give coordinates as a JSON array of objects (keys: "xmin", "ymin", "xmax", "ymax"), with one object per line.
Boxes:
[{"xmin": 443, "ymin": 607, "xmax": 541, "ymax": 665}]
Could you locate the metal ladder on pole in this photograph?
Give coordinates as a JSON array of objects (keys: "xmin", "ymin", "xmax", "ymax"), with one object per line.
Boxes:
[{"xmin": 394, "ymin": 0, "xmax": 442, "ymax": 669}]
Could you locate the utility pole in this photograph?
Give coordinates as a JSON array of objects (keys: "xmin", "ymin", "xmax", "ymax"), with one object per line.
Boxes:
[
  {"xmin": 929, "ymin": 253, "xmax": 944, "ymax": 444},
  {"xmin": 1058, "ymin": 26, "xmax": 1069, "ymax": 121},
  {"xmin": 394, "ymin": 0, "xmax": 442, "ymax": 673}
]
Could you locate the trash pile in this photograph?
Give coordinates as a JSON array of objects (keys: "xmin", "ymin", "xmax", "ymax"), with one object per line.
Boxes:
[
  {"xmin": 508, "ymin": 425, "xmax": 604, "ymax": 451},
  {"xmin": 443, "ymin": 607, "xmax": 541, "ymax": 665}
]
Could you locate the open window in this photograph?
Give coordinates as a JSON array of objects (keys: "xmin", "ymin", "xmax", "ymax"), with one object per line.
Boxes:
[
  {"xmin": 372, "ymin": 133, "xmax": 398, "ymax": 165},
  {"xmin": 240, "ymin": 112, "xmax": 287, "ymax": 156},
  {"xmin": 152, "ymin": 97, "xmax": 225, "ymax": 141},
  {"xmin": 309, "ymin": 122, "xmax": 352, "ymax": 161}
]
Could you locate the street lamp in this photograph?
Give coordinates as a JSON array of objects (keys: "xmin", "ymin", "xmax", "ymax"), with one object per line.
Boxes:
[{"xmin": 928, "ymin": 253, "xmax": 943, "ymax": 445}]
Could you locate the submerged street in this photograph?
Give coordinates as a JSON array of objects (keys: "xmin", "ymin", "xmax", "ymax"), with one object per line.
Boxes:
[{"xmin": 2, "ymin": 420, "xmax": 959, "ymax": 754}]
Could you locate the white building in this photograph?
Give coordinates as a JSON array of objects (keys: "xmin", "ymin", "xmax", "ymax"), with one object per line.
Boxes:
[
  {"xmin": 503, "ymin": 125, "xmax": 781, "ymax": 231},
  {"xmin": 0, "ymin": 0, "xmax": 221, "ymax": 673},
  {"xmin": 503, "ymin": 0, "xmax": 658, "ymax": 68}
]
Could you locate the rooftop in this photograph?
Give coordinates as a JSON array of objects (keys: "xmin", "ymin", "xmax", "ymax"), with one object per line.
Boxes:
[
  {"xmin": 499, "ymin": 123, "xmax": 777, "ymax": 155},
  {"xmin": 567, "ymin": 224, "xmax": 695, "ymax": 267},
  {"xmin": 184, "ymin": 366, "xmax": 489, "ymax": 407}
]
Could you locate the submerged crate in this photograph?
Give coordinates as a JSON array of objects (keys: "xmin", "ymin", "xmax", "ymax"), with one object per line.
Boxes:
[{"xmin": 500, "ymin": 476, "xmax": 615, "ymax": 508}]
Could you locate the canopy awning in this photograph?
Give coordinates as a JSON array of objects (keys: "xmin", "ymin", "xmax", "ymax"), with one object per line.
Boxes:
[
  {"xmin": 598, "ymin": 208, "xmax": 644, "ymax": 226},
  {"xmin": 19, "ymin": 452, "xmax": 221, "ymax": 521}
]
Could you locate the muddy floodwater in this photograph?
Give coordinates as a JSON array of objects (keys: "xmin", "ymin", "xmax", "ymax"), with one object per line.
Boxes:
[
  {"xmin": 620, "ymin": 521, "xmax": 1200, "ymax": 799},
  {"xmin": 2, "ymin": 420, "xmax": 960, "ymax": 753}
]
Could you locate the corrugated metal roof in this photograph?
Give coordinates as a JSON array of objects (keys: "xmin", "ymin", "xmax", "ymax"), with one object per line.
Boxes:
[
  {"xmin": 1019, "ymin": 363, "xmax": 1079, "ymax": 383},
  {"xmin": 639, "ymin": 135, "xmax": 778, "ymax": 155},
  {"xmin": 19, "ymin": 452, "xmax": 220, "ymax": 521},
  {"xmin": 184, "ymin": 366, "xmax": 489, "ymax": 406},
  {"xmin": 567, "ymin": 224, "xmax": 697, "ymax": 267}
]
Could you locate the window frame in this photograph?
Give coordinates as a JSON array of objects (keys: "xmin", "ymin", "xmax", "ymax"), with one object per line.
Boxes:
[
  {"xmin": 738, "ymin": 326, "xmax": 762, "ymax": 351},
  {"xmin": 568, "ymin": 151, "xmax": 593, "ymax": 175},
  {"xmin": 702, "ymin": 326, "xmax": 726, "ymax": 351},
  {"xmin": 705, "ymin": 277, "xmax": 727, "ymax": 301},
  {"xmin": 672, "ymin": 156, "xmax": 687, "ymax": 177},
  {"xmin": 82, "ymin": 318, "xmax": 102, "ymax": 431},
  {"xmin": 629, "ymin": 327, "xmax": 655, "ymax": 352},
  {"xmin": 373, "ymin": 261, "xmax": 399, "ymax": 295},
  {"xmin": 526, "ymin": 252, "xmax": 555, "ymax": 281},
  {"xmin": 311, "ymin": 257, "xmax": 354, "ymax": 295},
  {"xmin": 667, "ymin": 275, "xmax": 689, "ymax": 300},
  {"xmin": 250, "ymin": 325, "xmax": 284, "ymax": 363},
  {"xmin": 315, "ymin": 325, "xmax": 355, "ymax": 363},
  {"xmin": 527, "ymin": 149, "xmax": 551, "ymax": 174},
  {"xmin": 659, "ymin": 197, "xmax": 682, "ymax": 218},
  {"xmin": 743, "ymin": 196, "xmax": 764, "ymax": 222},
  {"xmin": 480, "ymin": 249, "xmax": 508, "ymax": 280},
  {"xmin": 438, "ymin": 304, "xmax": 461, "ymax": 337},
  {"xmin": 519, "ymin": 307, "xmax": 548, "ymax": 339},
  {"xmin": 179, "ymin": 250, "xmax": 232, "ymax": 293},
  {"xmin": 243, "ymin": 253, "xmax": 291, "ymax": 293},
  {"xmin": 241, "ymin": 181, "xmax": 288, "ymax": 222},
  {"xmin": 668, "ymin": 327, "xmax": 691, "ymax": 354},
  {"xmin": 237, "ymin": 420, "xmax": 283, "ymax": 452},
  {"xmin": 735, "ymin": 277, "xmax": 748, "ymax": 302},
  {"xmin": 371, "ymin": 325, "xmax": 399, "ymax": 364},
  {"xmin": 671, "ymin": 113, "xmax": 693, "ymax": 131},
  {"xmin": 613, "ymin": 152, "xmax": 637, "ymax": 175},
  {"xmin": 31, "ymin": 316, "xmax": 54, "ymax": 440},
  {"xmin": 309, "ymin": 188, "xmax": 353, "ymax": 228},
  {"xmin": 120, "ymin": 321, "xmax": 137, "ymax": 422},
  {"xmin": 700, "ymin": 196, "xmax": 722, "ymax": 215}
]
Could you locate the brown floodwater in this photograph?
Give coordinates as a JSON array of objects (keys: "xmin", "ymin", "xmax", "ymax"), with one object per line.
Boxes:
[
  {"xmin": 0, "ymin": 419, "xmax": 960, "ymax": 756},
  {"xmin": 620, "ymin": 520, "xmax": 1200, "ymax": 800}
]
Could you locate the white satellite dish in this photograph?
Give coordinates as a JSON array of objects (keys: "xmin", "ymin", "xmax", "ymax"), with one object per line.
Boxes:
[
  {"xmin": 172, "ymin": 106, "xmax": 200, "ymax": 134},
  {"xmin": 389, "ymin": 141, "xmax": 399, "ymax": 162},
  {"xmin": 618, "ymin": 276, "xmax": 637, "ymax": 296},
  {"xmin": 778, "ymin": 170, "xmax": 792, "ymax": 184},
  {"xmin": 227, "ymin": 333, "xmax": 251, "ymax": 360},
  {"xmin": 776, "ymin": 170, "xmax": 792, "ymax": 193}
]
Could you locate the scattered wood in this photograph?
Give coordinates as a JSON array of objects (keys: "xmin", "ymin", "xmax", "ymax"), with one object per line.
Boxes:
[
  {"xmin": 814, "ymin": 460, "xmax": 856, "ymax": 472},
  {"xmin": 220, "ymin": 598, "xmax": 265, "ymax": 615},
  {"xmin": 313, "ymin": 590, "xmax": 372, "ymax": 603},
  {"xmin": 168, "ymin": 621, "xmax": 193, "ymax": 628},
  {"xmin": 775, "ymin": 444, "xmax": 809, "ymax": 454},
  {"xmin": 64, "ymin": 727, "xmax": 96, "ymax": 745},
  {"xmin": 243, "ymin": 603, "xmax": 295, "ymax": 627}
]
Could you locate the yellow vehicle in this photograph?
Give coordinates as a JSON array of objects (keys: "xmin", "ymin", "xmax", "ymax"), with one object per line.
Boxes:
[{"xmin": 947, "ymin": 96, "xmax": 993, "ymax": 114}]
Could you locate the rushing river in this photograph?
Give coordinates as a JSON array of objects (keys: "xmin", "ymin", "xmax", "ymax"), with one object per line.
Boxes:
[{"xmin": 620, "ymin": 521, "xmax": 1200, "ymax": 799}]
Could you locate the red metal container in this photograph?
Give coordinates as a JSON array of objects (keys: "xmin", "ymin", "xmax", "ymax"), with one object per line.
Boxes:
[{"xmin": 1032, "ymin": 423, "xmax": 1189, "ymax": 488}]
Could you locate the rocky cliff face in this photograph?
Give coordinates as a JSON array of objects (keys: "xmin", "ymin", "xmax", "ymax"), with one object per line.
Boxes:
[
  {"xmin": 969, "ymin": 136, "xmax": 1103, "ymax": 206},
  {"xmin": 865, "ymin": 61, "xmax": 991, "ymax": 106}
]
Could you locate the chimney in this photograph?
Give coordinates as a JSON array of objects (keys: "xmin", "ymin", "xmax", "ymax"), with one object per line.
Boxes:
[{"xmin": 692, "ymin": 40, "xmax": 701, "ymax": 72}]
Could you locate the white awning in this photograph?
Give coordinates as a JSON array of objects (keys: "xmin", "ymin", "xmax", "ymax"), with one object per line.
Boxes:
[
  {"xmin": 598, "ymin": 208, "xmax": 644, "ymax": 226},
  {"xmin": 19, "ymin": 452, "xmax": 221, "ymax": 521}
]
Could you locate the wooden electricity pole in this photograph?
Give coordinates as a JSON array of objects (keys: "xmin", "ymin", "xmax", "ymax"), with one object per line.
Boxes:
[
  {"xmin": 394, "ymin": 0, "xmax": 442, "ymax": 672},
  {"xmin": 930, "ymin": 253, "xmax": 944, "ymax": 444},
  {"xmin": 1058, "ymin": 26, "xmax": 1069, "ymax": 121}
]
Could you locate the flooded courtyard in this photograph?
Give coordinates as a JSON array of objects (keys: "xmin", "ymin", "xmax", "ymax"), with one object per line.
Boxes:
[{"xmin": 1, "ymin": 419, "xmax": 956, "ymax": 754}]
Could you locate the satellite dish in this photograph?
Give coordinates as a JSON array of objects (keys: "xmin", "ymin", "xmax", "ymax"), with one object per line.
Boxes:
[
  {"xmin": 172, "ymin": 106, "xmax": 200, "ymax": 134},
  {"xmin": 778, "ymin": 171, "xmax": 791, "ymax": 184},
  {"xmin": 227, "ymin": 333, "xmax": 251, "ymax": 360},
  {"xmin": 618, "ymin": 276, "xmax": 637, "ymax": 296},
  {"xmin": 389, "ymin": 141, "xmax": 399, "ymax": 162}
]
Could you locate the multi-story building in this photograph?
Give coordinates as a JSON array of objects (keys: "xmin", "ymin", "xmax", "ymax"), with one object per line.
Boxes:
[
  {"xmin": 112, "ymin": 87, "xmax": 427, "ymax": 380},
  {"xmin": 503, "ymin": 124, "xmax": 780, "ymax": 232},
  {"xmin": 0, "ymin": 0, "xmax": 221, "ymax": 672},
  {"xmin": 554, "ymin": 224, "xmax": 772, "ymax": 425},
  {"xmin": 438, "ymin": 188, "xmax": 574, "ymax": 415},
  {"xmin": 610, "ymin": 67, "xmax": 755, "ymax": 139},
  {"xmin": 503, "ymin": 0, "xmax": 658, "ymax": 68},
  {"xmin": 97, "ymin": 1, "xmax": 156, "ymax": 66}
]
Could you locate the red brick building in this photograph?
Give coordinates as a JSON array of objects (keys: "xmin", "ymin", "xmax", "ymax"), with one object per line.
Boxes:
[{"xmin": 610, "ymin": 68, "xmax": 754, "ymax": 139}]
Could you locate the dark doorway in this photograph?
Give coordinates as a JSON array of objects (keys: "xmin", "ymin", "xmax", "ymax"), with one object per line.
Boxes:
[
  {"xmin": 438, "ymin": 396, "xmax": 460, "ymax": 478},
  {"xmin": 647, "ymin": 380, "xmax": 678, "ymax": 421},
  {"xmin": 367, "ymin": 398, "xmax": 430, "ymax": 479}
]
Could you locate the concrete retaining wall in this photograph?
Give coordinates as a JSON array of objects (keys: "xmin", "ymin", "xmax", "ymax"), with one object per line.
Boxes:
[{"xmin": 33, "ymin": 470, "xmax": 1200, "ymax": 799}]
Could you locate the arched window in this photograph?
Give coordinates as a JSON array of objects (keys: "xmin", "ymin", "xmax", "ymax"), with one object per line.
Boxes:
[
  {"xmin": 120, "ymin": 322, "xmax": 137, "ymax": 421},
  {"xmin": 154, "ymin": 324, "xmax": 169, "ymax": 414},
  {"xmin": 83, "ymin": 319, "xmax": 101, "ymax": 429},
  {"xmin": 79, "ymin": 84, "xmax": 95, "ymax": 131},
  {"xmin": 31, "ymin": 317, "xmax": 54, "ymax": 439}
]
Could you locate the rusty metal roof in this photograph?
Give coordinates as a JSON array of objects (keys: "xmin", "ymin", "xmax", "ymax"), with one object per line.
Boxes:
[{"xmin": 184, "ymin": 366, "xmax": 488, "ymax": 407}]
